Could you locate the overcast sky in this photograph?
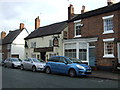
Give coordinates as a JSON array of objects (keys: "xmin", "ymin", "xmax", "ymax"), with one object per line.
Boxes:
[{"xmin": 0, "ymin": 0, "xmax": 120, "ymax": 34}]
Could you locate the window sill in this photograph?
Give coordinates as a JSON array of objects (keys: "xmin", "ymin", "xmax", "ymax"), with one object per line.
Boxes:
[
  {"xmin": 81, "ymin": 61, "xmax": 88, "ymax": 62},
  {"xmin": 103, "ymin": 30, "xmax": 114, "ymax": 34},
  {"xmin": 74, "ymin": 35, "xmax": 81, "ymax": 38},
  {"xmin": 103, "ymin": 54, "xmax": 115, "ymax": 58}
]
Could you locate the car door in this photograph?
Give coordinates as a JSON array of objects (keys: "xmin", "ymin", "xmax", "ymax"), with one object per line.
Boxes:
[
  {"xmin": 49, "ymin": 57, "xmax": 59, "ymax": 73},
  {"xmin": 27, "ymin": 59, "xmax": 33, "ymax": 70},
  {"xmin": 23, "ymin": 59, "xmax": 30, "ymax": 69},
  {"xmin": 5, "ymin": 59, "xmax": 9, "ymax": 67},
  {"xmin": 6, "ymin": 59, "xmax": 12, "ymax": 67},
  {"xmin": 58, "ymin": 57, "xmax": 68, "ymax": 74}
]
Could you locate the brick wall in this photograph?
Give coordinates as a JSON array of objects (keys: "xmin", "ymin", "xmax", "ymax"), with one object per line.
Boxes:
[
  {"xmin": 68, "ymin": 10, "xmax": 120, "ymax": 69},
  {"xmin": 2, "ymin": 44, "xmax": 9, "ymax": 60}
]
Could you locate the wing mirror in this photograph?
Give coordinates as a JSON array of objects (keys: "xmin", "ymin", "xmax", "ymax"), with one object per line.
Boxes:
[{"xmin": 64, "ymin": 61, "xmax": 68, "ymax": 65}]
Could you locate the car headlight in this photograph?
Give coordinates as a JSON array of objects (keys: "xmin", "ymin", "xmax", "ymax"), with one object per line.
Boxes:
[
  {"xmin": 76, "ymin": 65, "xmax": 85, "ymax": 70},
  {"xmin": 37, "ymin": 65, "xmax": 43, "ymax": 68}
]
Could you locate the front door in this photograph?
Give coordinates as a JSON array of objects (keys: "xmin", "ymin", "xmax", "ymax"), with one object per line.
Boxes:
[
  {"xmin": 89, "ymin": 48, "xmax": 96, "ymax": 66},
  {"xmin": 40, "ymin": 52, "xmax": 46, "ymax": 61},
  {"xmin": 118, "ymin": 43, "xmax": 120, "ymax": 63}
]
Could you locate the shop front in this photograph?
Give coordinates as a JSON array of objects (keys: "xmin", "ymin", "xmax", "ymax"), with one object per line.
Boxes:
[{"xmin": 63, "ymin": 37, "xmax": 98, "ymax": 66}]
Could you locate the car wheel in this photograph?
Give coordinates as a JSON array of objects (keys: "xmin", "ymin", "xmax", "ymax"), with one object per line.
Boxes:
[
  {"xmin": 21, "ymin": 65, "xmax": 24, "ymax": 70},
  {"xmin": 45, "ymin": 67, "xmax": 51, "ymax": 74},
  {"xmin": 32, "ymin": 66, "xmax": 36, "ymax": 72},
  {"xmin": 69, "ymin": 69, "xmax": 76, "ymax": 77}
]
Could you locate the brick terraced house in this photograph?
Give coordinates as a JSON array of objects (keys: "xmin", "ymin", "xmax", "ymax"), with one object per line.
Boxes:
[{"xmin": 63, "ymin": 0, "xmax": 120, "ymax": 70}]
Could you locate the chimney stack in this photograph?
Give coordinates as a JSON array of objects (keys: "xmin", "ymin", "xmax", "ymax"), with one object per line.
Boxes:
[
  {"xmin": 68, "ymin": 4, "xmax": 74, "ymax": 20},
  {"xmin": 107, "ymin": 0, "xmax": 116, "ymax": 5},
  {"xmin": 19, "ymin": 23, "xmax": 24, "ymax": 30},
  {"xmin": 1, "ymin": 31, "xmax": 6, "ymax": 39},
  {"xmin": 81, "ymin": 5, "xmax": 86, "ymax": 14},
  {"xmin": 35, "ymin": 16, "xmax": 40, "ymax": 29}
]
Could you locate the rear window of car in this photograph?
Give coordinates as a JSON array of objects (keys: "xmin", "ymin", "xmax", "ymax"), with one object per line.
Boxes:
[{"xmin": 48, "ymin": 57, "xmax": 59, "ymax": 62}]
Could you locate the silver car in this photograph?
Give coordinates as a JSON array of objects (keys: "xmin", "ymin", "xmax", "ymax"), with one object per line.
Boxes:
[
  {"xmin": 21, "ymin": 58, "xmax": 46, "ymax": 72},
  {"xmin": 4, "ymin": 58, "xmax": 21, "ymax": 68}
]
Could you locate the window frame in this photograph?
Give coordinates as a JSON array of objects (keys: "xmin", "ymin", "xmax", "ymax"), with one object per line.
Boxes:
[
  {"xmin": 103, "ymin": 38, "xmax": 115, "ymax": 58},
  {"xmin": 31, "ymin": 42, "xmax": 36, "ymax": 48},
  {"xmin": 74, "ymin": 20, "xmax": 82, "ymax": 37},
  {"xmin": 79, "ymin": 49, "xmax": 87, "ymax": 61},
  {"xmin": 102, "ymin": 15, "xmax": 114, "ymax": 34}
]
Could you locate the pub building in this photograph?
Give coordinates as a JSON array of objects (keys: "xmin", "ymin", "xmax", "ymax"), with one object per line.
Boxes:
[{"xmin": 25, "ymin": 16, "xmax": 68, "ymax": 61}]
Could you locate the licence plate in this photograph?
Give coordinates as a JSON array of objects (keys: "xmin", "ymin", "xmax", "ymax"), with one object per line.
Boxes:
[{"xmin": 86, "ymin": 70, "xmax": 91, "ymax": 72}]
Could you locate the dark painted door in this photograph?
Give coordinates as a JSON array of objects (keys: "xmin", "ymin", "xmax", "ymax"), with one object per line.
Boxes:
[
  {"xmin": 89, "ymin": 48, "xmax": 95, "ymax": 66},
  {"xmin": 40, "ymin": 52, "xmax": 46, "ymax": 61}
]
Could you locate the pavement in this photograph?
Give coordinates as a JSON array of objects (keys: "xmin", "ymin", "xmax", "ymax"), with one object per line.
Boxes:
[{"xmin": 90, "ymin": 70, "xmax": 120, "ymax": 81}]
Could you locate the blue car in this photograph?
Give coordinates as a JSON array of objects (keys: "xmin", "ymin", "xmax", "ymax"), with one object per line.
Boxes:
[{"xmin": 45, "ymin": 56, "xmax": 92, "ymax": 77}]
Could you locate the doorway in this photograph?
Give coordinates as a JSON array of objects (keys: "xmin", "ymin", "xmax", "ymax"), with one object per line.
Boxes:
[
  {"xmin": 40, "ymin": 52, "xmax": 46, "ymax": 61},
  {"xmin": 118, "ymin": 43, "xmax": 120, "ymax": 63},
  {"xmin": 89, "ymin": 47, "xmax": 96, "ymax": 66}
]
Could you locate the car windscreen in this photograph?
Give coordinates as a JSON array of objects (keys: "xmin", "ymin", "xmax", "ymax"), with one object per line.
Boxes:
[
  {"xmin": 68, "ymin": 57, "xmax": 82, "ymax": 63},
  {"xmin": 32, "ymin": 58, "xmax": 40, "ymax": 62},
  {"xmin": 11, "ymin": 58, "xmax": 19, "ymax": 62}
]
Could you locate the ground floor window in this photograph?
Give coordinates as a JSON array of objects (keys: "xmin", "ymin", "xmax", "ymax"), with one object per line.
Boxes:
[
  {"xmin": 31, "ymin": 54, "xmax": 36, "ymax": 58},
  {"xmin": 79, "ymin": 49, "xmax": 87, "ymax": 61},
  {"xmin": 65, "ymin": 49, "xmax": 76, "ymax": 58},
  {"xmin": 104, "ymin": 42, "xmax": 114, "ymax": 55}
]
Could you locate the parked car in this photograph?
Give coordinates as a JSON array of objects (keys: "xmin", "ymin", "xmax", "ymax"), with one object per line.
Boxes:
[
  {"xmin": 21, "ymin": 58, "xmax": 46, "ymax": 72},
  {"xmin": 45, "ymin": 56, "xmax": 92, "ymax": 77},
  {"xmin": 4, "ymin": 58, "xmax": 21, "ymax": 68}
]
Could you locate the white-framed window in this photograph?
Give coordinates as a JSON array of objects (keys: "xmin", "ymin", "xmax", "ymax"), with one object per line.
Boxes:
[
  {"xmin": 102, "ymin": 15, "xmax": 114, "ymax": 34},
  {"xmin": 74, "ymin": 20, "xmax": 83, "ymax": 37},
  {"xmin": 31, "ymin": 42, "xmax": 36, "ymax": 48},
  {"xmin": 103, "ymin": 38, "xmax": 114, "ymax": 58},
  {"xmin": 79, "ymin": 49, "xmax": 87, "ymax": 61},
  {"xmin": 65, "ymin": 49, "xmax": 76, "ymax": 58},
  {"xmin": 31, "ymin": 54, "xmax": 36, "ymax": 58},
  {"xmin": 64, "ymin": 43, "xmax": 76, "ymax": 58}
]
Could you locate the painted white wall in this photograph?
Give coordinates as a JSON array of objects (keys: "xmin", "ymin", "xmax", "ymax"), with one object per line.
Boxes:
[
  {"xmin": 11, "ymin": 29, "xmax": 29, "ymax": 60},
  {"xmin": 25, "ymin": 26, "xmax": 68, "ymax": 59}
]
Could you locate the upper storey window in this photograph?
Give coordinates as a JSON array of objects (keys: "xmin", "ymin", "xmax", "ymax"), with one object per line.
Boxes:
[
  {"xmin": 102, "ymin": 15, "xmax": 114, "ymax": 34},
  {"xmin": 74, "ymin": 20, "xmax": 83, "ymax": 37}
]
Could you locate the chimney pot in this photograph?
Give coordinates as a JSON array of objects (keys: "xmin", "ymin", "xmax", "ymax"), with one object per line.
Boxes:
[
  {"xmin": 19, "ymin": 23, "xmax": 24, "ymax": 30},
  {"xmin": 107, "ymin": 0, "xmax": 116, "ymax": 5},
  {"xmin": 1, "ymin": 31, "xmax": 6, "ymax": 39},
  {"xmin": 81, "ymin": 5, "xmax": 86, "ymax": 14},
  {"xmin": 35, "ymin": 16, "xmax": 40, "ymax": 29},
  {"xmin": 82, "ymin": 5, "xmax": 85, "ymax": 10}
]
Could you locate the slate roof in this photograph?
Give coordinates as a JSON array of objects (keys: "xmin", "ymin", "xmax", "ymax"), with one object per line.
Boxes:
[
  {"xmin": 25, "ymin": 21, "xmax": 67, "ymax": 40},
  {"xmin": 68, "ymin": 2, "xmax": 120, "ymax": 22},
  {"xmin": 2, "ymin": 29, "xmax": 21, "ymax": 45}
]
